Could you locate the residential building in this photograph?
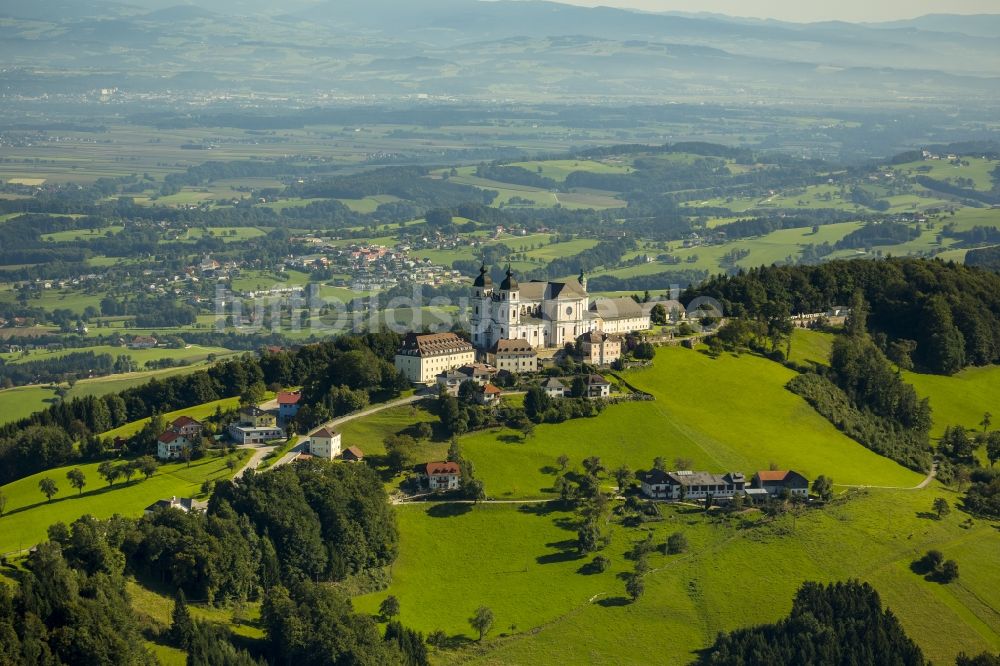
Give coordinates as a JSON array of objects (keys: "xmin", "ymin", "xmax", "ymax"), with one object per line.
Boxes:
[
  {"xmin": 542, "ymin": 377, "xmax": 566, "ymax": 399},
  {"xmin": 638, "ymin": 470, "xmax": 746, "ymax": 500},
  {"xmin": 578, "ymin": 331, "xmax": 621, "ymax": 366},
  {"xmin": 436, "ymin": 370, "xmax": 466, "ymax": 396},
  {"xmin": 478, "ymin": 383, "xmax": 502, "ymax": 406},
  {"xmin": 168, "ymin": 415, "xmax": 203, "ymax": 439},
  {"xmin": 590, "ymin": 298, "xmax": 651, "ymax": 335},
  {"xmin": 394, "ymin": 332, "xmax": 475, "ymax": 383},
  {"xmin": 310, "ymin": 427, "xmax": 342, "ymax": 460},
  {"xmin": 228, "ymin": 406, "xmax": 283, "ymax": 445},
  {"xmin": 342, "ymin": 446, "xmax": 364, "ymax": 462},
  {"xmin": 425, "ymin": 461, "xmax": 461, "ymax": 491},
  {"xmin": 143, "ymin": 496, "xmax": 203, "ymax": 517},
  {"xmin": 486, "ymin": 338, "xmax": 538, "ymax": 373},
  {"xmin": 277, "ymin": 391, "xmax": 302, "ymax": 421},
  {"xmin": 157, "ymin": 431, "xmax": 191, "ymax": 460},
  {"xmin": 751, "ymin": 470, "xmax": 810, "ymax": 498},
  {"xmin": 582, "ymin": 374, "xmax": 611, "ymax": 398}
]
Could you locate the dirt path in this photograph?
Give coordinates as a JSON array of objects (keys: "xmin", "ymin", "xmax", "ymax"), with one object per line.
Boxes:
[
  {"xmin": 233, "ymin": 445, "xmax": 276, "ymax": 479},
  {"xmin": 834, "ymin": 461, "xmax": 938, "ymax": 491}
]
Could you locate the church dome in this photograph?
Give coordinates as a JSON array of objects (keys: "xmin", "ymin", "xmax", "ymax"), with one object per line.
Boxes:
[
  {"xmin": 500, "ymin": 266, "xmax": 518, "ymax": 291},
  {"xmin": 473, "ymin": 264, "xmax": 492, "ymax": 288}
]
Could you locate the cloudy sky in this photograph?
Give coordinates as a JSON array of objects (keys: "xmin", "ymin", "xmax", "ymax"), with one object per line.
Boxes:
[{"xmin": 556, "ymin": 0, "xmax": 1000, "ymax": 22}]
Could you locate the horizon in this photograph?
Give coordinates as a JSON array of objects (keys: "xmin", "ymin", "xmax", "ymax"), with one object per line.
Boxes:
[{"xmin": 550, "ymin": 0, "xmax": 1000, "ymax": 23}]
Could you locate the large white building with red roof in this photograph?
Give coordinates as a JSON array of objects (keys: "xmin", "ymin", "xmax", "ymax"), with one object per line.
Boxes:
[{"xmin": 425, "ymin": 461, "xmax": 461, "ymax": 491}]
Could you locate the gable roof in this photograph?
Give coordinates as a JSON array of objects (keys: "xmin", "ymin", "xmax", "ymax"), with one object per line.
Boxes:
[
  {"xmin": 171, "ymin": 415, "xmax": 201, "ymax": 428},
  {"xmin": 519, "ymin": 279, "xmax": 587, "ymax": 301},
  {"xmin": 343, "ymin": 446, "xmax": 364, "ymax": 460},
  {"xmin": 157, "ymin": 431, "xmax": 184, "ymax": 444},
  {"xmin": 483, "ymin": 383, "xmax": 502, "ymax": 395},
  {"xmin": 312, "ymin": 427, "xmax": 338, "ymax": 439},
  {"xmin": 426, "ymin": 461, "xmax": 461, "ymax": 476},
  {"xmin": 754, "ymin": 470, "xmax": 809, "ymax": 485},
  {"xmin": 277, "ymin": 391, "xmax": 301, "ymax": 405},
  {"xmin": 543, "ymin": 377, "xmax": 565, "ymax": 389}
]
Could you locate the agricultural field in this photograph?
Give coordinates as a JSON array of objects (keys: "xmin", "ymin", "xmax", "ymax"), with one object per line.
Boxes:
[
  {"xmin": 905, "ymin": 366, "xmax": 1000, "ymax": 439},
  {"xmin": 356, "ymin": 488, "xmax": 999, "ymax": 665},
  {"xmin": 892, "ymin": 157, "xmax": 1000, "ymax": 192},
  {"xmin": 0, "ymin": 343, "xmax": 233, "ymax": 367},
  {"xmin": 0, "ymin": 450, "xmax": 248, "ymax": 557}
]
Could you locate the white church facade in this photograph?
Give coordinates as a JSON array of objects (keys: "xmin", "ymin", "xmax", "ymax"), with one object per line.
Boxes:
[{"xmin": 470, "ymin": 265, "xmax": 651, "ymax": 351}]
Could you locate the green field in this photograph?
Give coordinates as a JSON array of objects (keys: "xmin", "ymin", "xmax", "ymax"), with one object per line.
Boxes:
[
  {"xmin": 1, "ymin": 343, "xmax": 232, "ymax": 367},
  {"xmin": 101, "ymin": 396, "xmax": 243, "ymax": 440},
  {"xmin": 461, "ymin": 347, "xmax": 922, "ymax": 500},
  {"xmin": 356, "ymin": 488, "xmax": 999, "ymax": 665},
  {"xmin": 787, "ymin": 328, "xmax": 837, "ymax": 367},
  {"xmin": 0, "ymin": 450, "xmax": 248, "ymax": 556},
  {"xmin": 906, "ymin": 366, "xmax": 1000, "ymax": 439},
  {"xmin": 0, "ymin": 384, "xmax": 59, "ymax": 424}
]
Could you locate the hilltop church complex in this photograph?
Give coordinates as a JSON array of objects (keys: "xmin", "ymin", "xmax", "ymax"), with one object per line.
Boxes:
[
  {"xmin": 470, "ymin": 265, "xmax": 649, "ymax": 351},
  {"xmin": 395, "ymin": 265, "xmax": 653, "ymax": 383}
]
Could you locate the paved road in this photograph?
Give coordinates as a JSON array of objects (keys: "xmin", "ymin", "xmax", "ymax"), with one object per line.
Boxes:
[{"xmin": 233, "ymin": 445, "xmax": 276, "ymax": 478}]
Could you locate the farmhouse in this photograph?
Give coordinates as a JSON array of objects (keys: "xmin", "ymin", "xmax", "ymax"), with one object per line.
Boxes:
[
  {"xmin": 343, "ymin": 446, "xmax": 364, "ymax": 462},
  {"xmin": 395, "ymin": 332, "xmax": 475, "ymax": 384},
  {"xmin": 639, "ymin": 469, "xmax": 746, "ymax": 500},
  {"xmin": 582, "ymin": 374, "xmax": 611, "ymax": 398},
  {"xmin": 129, "ymin": 335, "xmax": 158, "ymax": 349},
  {"xmin": 277, "ymin": 391, "xmax": 302, "ymax": 421},
  {"xmin": 485, "ymin": 338, "xmax": 538, "ymax": 373},
  {"xmin": 309, "ymin": 427, "xmax": 342, "ymax": 460},
  {"xmin": 425, "ymin": 461, "xmax": 461, "ymax": 491},
  {"xmin": 578, "ymin": 330, "xmax": 621, "ymax": 366},
  {"xmin": 751, "ymin": 470, "xmax": 810, "ymax": 498}
]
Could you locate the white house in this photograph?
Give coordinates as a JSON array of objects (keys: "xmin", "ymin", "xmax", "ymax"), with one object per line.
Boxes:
[
  {"xmin": 751, "ymin": 470, "xmax": 809, "ymax": 497},
  {"xmin": 310, "ymin": 427, "xmax": 342, "ymax": 460},
  {"xmin": 157, "ymin": 431, "xmax": 191, "ymax": 460},
  {"xmin": 590, "ymin": 298, "xmax": 651, "ymax": 335},
  {"xmin": 143, "ymin": 496, "xmax": 202, "ymax": 517},
  {"xmin": 579, "ymin": 331, "xmax": 621, "ymax": 366},
  {"xmin": 542, "ymin": 377, "xmax": 566, "ymax": 399},
  {"xmin": 486, "ymin": 338, "xmax": 538, "ymax": 374},
  {"xmin": 425, "ymin": 461, "xmax": 461, "ymax": 491},
  {"xmin": 395, "ymin": 332, "xmax": 475, "ymax": 384}
]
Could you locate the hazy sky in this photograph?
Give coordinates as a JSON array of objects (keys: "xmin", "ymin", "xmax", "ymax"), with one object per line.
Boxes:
[{"xmin": 557, "ymin": 0, "xmax": 1000, "ymax": 23}]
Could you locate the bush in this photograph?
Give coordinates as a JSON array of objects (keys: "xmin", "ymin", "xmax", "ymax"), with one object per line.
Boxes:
[{"xmin": 666, "ymin": 531, "xmax": 688, "ymax": 555}]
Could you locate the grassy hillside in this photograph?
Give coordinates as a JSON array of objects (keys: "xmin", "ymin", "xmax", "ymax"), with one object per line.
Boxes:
[
  {"xmin": 461, "ymin": 347, "xmax": 922, "ymax": 500},
  {"xmin": 356, "ymin": 489, "xmax": 999, "ymax": 665},
  {"xmin": 0, "ymin": 450, "xmax": 248, "ymax": 556},
  {"xmin": 100, "ymin": 396, "xmax": 243, "ymax": 440},
  {"xmin": 906, "ymin": 366, "xmax": 1000, "ymax": 439}
]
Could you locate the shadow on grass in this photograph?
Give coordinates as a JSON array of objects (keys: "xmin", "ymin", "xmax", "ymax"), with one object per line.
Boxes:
[
  {"xmin": 539, "ymin": 465, "xmax": 559, "ymax": 475},
  {"xmin": 425, "ymin": 503, "xmax": 473, "ymax": 518},
  {"xmin": 596, "ymin": 596, "xmax": 631, "ymax": 607},
  {"xmin": 915, "ymin": 512, "xmax": 940, "ymax": 521},
  {"xmin": 498, "ymin": 434, "xmax": 522, "ymax": 444},
  {"xmin": 2, "ymin": 479, "xmax": 149, "ymax": 519},
  {"xmin": 437, "ymin": 635, "xmax": 475, "ymax": 650},
  {"xmin": 517, "ymin": 501, "xmax": 563, "ymax": 517},
  {"xmin": 576, "ymin": 560, "xmax": 606, "ymax": 575},
  {"xmin": 536, "ymin": 550, "xmax": 585, "ymax": 565}
]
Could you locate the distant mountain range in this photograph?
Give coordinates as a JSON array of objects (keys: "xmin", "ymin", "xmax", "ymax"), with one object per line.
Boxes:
[{"xmin": 0, "ymin": 0, "xmax": 997, "ymax": 103}]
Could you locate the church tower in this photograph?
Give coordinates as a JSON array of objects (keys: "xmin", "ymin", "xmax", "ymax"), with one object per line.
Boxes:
[
  {"xmin": 471, "ymin": 264, "xmax": 493, "ymax": 349},
  {"xmin": 497, "ymin": 265, "xmax": 519, "ymax": 342}
]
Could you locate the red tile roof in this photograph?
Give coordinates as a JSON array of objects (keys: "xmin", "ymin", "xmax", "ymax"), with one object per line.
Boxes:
[
  {"xmin": 343, "ymin": 446, "xmax": 364, "ymax": 460},
  {"xmin": 755, "ymin": 470, "xmax": 791, "ymax": 482},
  {"xmin": 158, "ymin": 431, "xmax": 183, "ymax": 444},
  {"xmin": 426, "ymin": 461, "xmax": 461, "ymax": 476},
  {"xmin": 171, "ymin": 415, "xmax": 201, "ymax": 428},
  {"xmin": 277, "ymin": 391, "xmax": 301, "ymax": 405},
  {"xmin": 483, "ymin": 383, "xmax": 502, "ymax": 394}
]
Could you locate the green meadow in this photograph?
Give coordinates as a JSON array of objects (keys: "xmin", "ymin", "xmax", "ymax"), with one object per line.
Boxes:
[
  {"xmin": 906, "ymin": 366, "xmax": 1000, "ymax": 439},
  {"xmin": 0, "ymin": 451, "xmax": 248, "ymax": 556},
  {"xmin": 101, "ymin": 396, "xmax": 243, "ymax": 440},
  {"xmin": 462, "ymin": 346, "xmax": 922, "ymax": 500},
  {"xmin": 357, "ymin": 488, "xmax": 999, "ymax": 665}
]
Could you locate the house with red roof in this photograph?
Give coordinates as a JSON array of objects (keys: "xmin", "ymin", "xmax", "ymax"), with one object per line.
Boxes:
[
  {"xmin": 751, "ymin": 470, "xmax": 809, "ymax": 498},
  {"xmin": 477, "ymin": 383, "xmax": 503, "ymax": 406},
  {"xmin": 425, "ymin": 461, "xmax": 461, "ymax": 491},
  {"xmin": 169, "ymin": 415, "xmax": 203, "ymax": 438},
  {"xmin": 277, "ymin": 390, "xmax": 302, "ymax": 421},
  {"xmin": 157, "ymin": 431, "xmax": 191, "ymax": 460}
]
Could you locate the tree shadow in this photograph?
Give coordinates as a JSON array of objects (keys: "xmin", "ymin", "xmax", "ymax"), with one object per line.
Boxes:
[
  {"xmin": 539, "ymin": 465, "xmax": 558, "ymax": 475},
  {"xmin": 915, "ymin": 511, "xmax": 940, "ymax": 521},
  {"xmin": 425, "ymin": 503, "xmax": 472, "ymax": 518},
  {"xmin": 535, "ymin": 550, "xmax": 584, "ymax": 565},
  {"xmin": 576, "ymin": 560, "xmax": 606, "ymax": 575},
  {"xmin": 596, "ymin": 596, "xmax": 631, "ymax": 607},
  {"xmin": 437, "ymin": 634, "xmax": 475, "ymax": 650},
  {"xmin": 517, "ymin": 502, "xmax": 561, "ymax": 517},
  {"xmin": 497, "ymin": 434, "xmax": 522, "ymax": 444}
]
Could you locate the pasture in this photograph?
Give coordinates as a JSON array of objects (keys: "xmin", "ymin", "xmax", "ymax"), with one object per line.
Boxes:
[{"xmin": 0, "ymin": 450, "xmax": 248, "ymax": 556}]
